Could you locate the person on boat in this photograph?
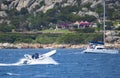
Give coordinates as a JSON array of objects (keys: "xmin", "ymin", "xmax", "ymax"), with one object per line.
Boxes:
[
  {"xmin": 32, "ymin": 53, "xmax": 40, "ymax": 59},
  {"xmin": 89, "ymin": 44, "xmax": 93, "ymax": 49},
  {"xmin": 89, "ymin": 43, "xmax": 96, "ymax": 49}
]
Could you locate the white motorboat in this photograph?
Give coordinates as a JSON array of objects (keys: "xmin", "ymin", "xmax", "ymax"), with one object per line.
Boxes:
[
  {"xmin": 19, "ymin": 50, "xmax": 58, "ymax": 65},
  {"xmin": 0, "ymin": 50, "xmax": 58, "ymax": 66}
]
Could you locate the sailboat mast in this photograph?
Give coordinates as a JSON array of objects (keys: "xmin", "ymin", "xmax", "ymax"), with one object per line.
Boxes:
[{"xmin": 103, "ymin": 0, "xmax": 106, "ymax": 45}]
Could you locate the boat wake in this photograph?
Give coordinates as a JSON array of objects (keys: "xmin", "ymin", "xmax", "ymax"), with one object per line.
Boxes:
[
  {"xmin": 5, "ymin": 72, "xmax": 20, "ymax": 76},
  {"xmin": 0, "ymin": 57, "xmax": 58, "ymax": 66}
]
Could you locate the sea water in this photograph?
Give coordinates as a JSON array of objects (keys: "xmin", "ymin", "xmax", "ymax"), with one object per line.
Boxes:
[{"xmin": 0, "ymin": 49, "xmax": 120, "ymax": 78}]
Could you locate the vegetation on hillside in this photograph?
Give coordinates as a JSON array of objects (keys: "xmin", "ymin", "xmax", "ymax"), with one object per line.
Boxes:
[
  {"xmin": 0, "ymin": 32, "xmax": 103, "ymax": 44},
  {"xmin": 0, "ymin": 0, "xmax": 120, "ymax": 44},
  {"xmin": 0, "ymin": 1, "xmax": 120, "ymax": 32}
]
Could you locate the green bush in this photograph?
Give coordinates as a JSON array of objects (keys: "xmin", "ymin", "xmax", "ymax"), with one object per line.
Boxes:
[
  {"xmin": 0, "ymin": 25, "xmax": 15, "ymax": 32},
  {"xmin": 75, "ymin": 28, "xmax": 95, "ymax": 33},
  {"xmin": 0, "ymin": 33, "xmax": 102, "ymax": 44},
  {"xmin": 0, "ymin": 33, "xmax": 34, "ymax": 43},
  {"xmin": 56, "ymin": 33, "xmax": 84, "ymax": 44},
  {"xmin": 35, "ymin": 35, "xmax": 56, "ymax": 44}
]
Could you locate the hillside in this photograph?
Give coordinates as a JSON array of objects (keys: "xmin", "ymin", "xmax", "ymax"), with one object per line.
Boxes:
[
  {"xmin": 0, "ymin": 0, "xmax": 120, "ymax": 46},
  {"xmin": 0, "ymin": 0, "xmax": 120, "ymax": 32}
]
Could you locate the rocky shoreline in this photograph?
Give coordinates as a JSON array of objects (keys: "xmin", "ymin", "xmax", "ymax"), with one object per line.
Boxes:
[{"xmin": 0, "ymin": 43, "xmax": 120, "ymax": 49}]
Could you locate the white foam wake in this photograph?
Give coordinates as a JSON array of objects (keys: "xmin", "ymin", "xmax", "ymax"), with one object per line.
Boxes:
[
  {"xmin": 0, "ymin": 57, "xmax": 58, "ymax": 66},
  {"xmin": 6, "ymin": 72, "xmax": 20, "ymax": 76}
]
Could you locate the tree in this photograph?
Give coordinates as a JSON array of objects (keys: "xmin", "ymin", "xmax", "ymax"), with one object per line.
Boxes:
[
  {"xmin": 81, "ymin": 15, "xmax": 97, "ymax": 22},
  {"xmin": 0, "ymin": 24, "xmax": 15, "ymax": 32},
  {"xmin": 20, "ymin": 8, "xmax": 29, "ymax": 15},
  {"xmin": 95, "ymin": 4, "xmax": 103, "ymax": 16},
  {"xmin": 112, "ymin": 9, "xmax": 120, "ymax": 19},
  {"xmin": 6, "ymin": 8, "xmax": 19, "ymax": 17},
  {"xmin": 3, "ymin": 0, "xmax": 12, "ymax": 6}
]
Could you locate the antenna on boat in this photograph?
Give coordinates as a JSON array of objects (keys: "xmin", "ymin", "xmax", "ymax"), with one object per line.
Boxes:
[{"xmin": 103, "ymin": 0, "xmax": 106, "ymax": 46}]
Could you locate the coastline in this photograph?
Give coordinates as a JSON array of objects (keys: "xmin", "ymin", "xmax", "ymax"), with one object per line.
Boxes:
[{"xmin": 0, "ymin": 43, "xmax": 120, "ymax": 49}]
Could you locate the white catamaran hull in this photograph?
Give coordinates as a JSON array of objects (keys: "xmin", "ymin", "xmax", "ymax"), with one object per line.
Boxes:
[{"xmin": 82, "ymin": 49, "xmax": 119, "ymax": 54}]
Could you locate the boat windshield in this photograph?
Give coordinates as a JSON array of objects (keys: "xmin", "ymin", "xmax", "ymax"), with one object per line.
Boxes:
[
  {"xmin": 89, "ymin": 41, "xmax": 104, "ymax": 45},
  {"xmin": 96, "ymin": 47, "xmax": 105, "ymax": 49}
]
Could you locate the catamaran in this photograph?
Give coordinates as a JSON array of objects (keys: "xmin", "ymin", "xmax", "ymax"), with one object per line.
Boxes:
[
  {"xmin": 82, "ymin": 41, "xmax": 119, "ymax": 54},
  {"xmin": 82, "ymin": 0, "xmax": 119, "ymax": 54}
]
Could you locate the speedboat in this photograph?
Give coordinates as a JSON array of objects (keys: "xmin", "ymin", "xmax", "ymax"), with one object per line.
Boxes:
[
  {"xmin": 19, "ymin": 50, "xmax": 58, "ymax": 65},
  {"xmin": 0, "ymin": 50, "xmax": 58, "ymax": 66},
  {"xmin": 82, "ymin": 42, "xmax": 119, "ymax": 54}
]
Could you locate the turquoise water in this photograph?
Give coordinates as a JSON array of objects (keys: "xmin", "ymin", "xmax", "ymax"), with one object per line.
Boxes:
[{"xmin": 0, "ymin": 49, "xmax": 120, "ymax": 78}]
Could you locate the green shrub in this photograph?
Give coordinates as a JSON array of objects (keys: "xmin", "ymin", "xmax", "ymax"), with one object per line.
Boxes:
[
  {"xmin": 56, "ymin": 33, "xmax": 84, "ymax": 44},
  {"xmin": 75, "ymin": 28, "xmax": 95, "ymax": 33},
  {"xmin": 0, "ymin": 33, "xmax": 34, "ymax": 43},
  {"xmin": 35, "ymin": 35, "xmax": 56, "ymax": 44},
  {"xmin": 0, "ymin": 25, "xmax": 15, "ymax": 32},
  {"xmin": 0, "ymin": 33, "xmax": 102, "ymax": 44}
]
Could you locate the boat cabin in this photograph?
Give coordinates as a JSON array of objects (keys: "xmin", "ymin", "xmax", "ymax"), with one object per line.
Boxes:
[
  {"xmin": 95, "ymin": 45, "xmax": 105, "ymax": 49},
  {"xmin": 87, "ymin": 42, "xmax": 105, "ymax": 50}
]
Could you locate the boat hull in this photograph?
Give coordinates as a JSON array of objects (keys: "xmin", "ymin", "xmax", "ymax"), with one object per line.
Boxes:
[
  {"xmin": 20, "ymin": 57, "xmax": 58, "ymax": 65},
  {"xmin": 82, "ymin": 49, "xmax": 119, "ymax": 54}
]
